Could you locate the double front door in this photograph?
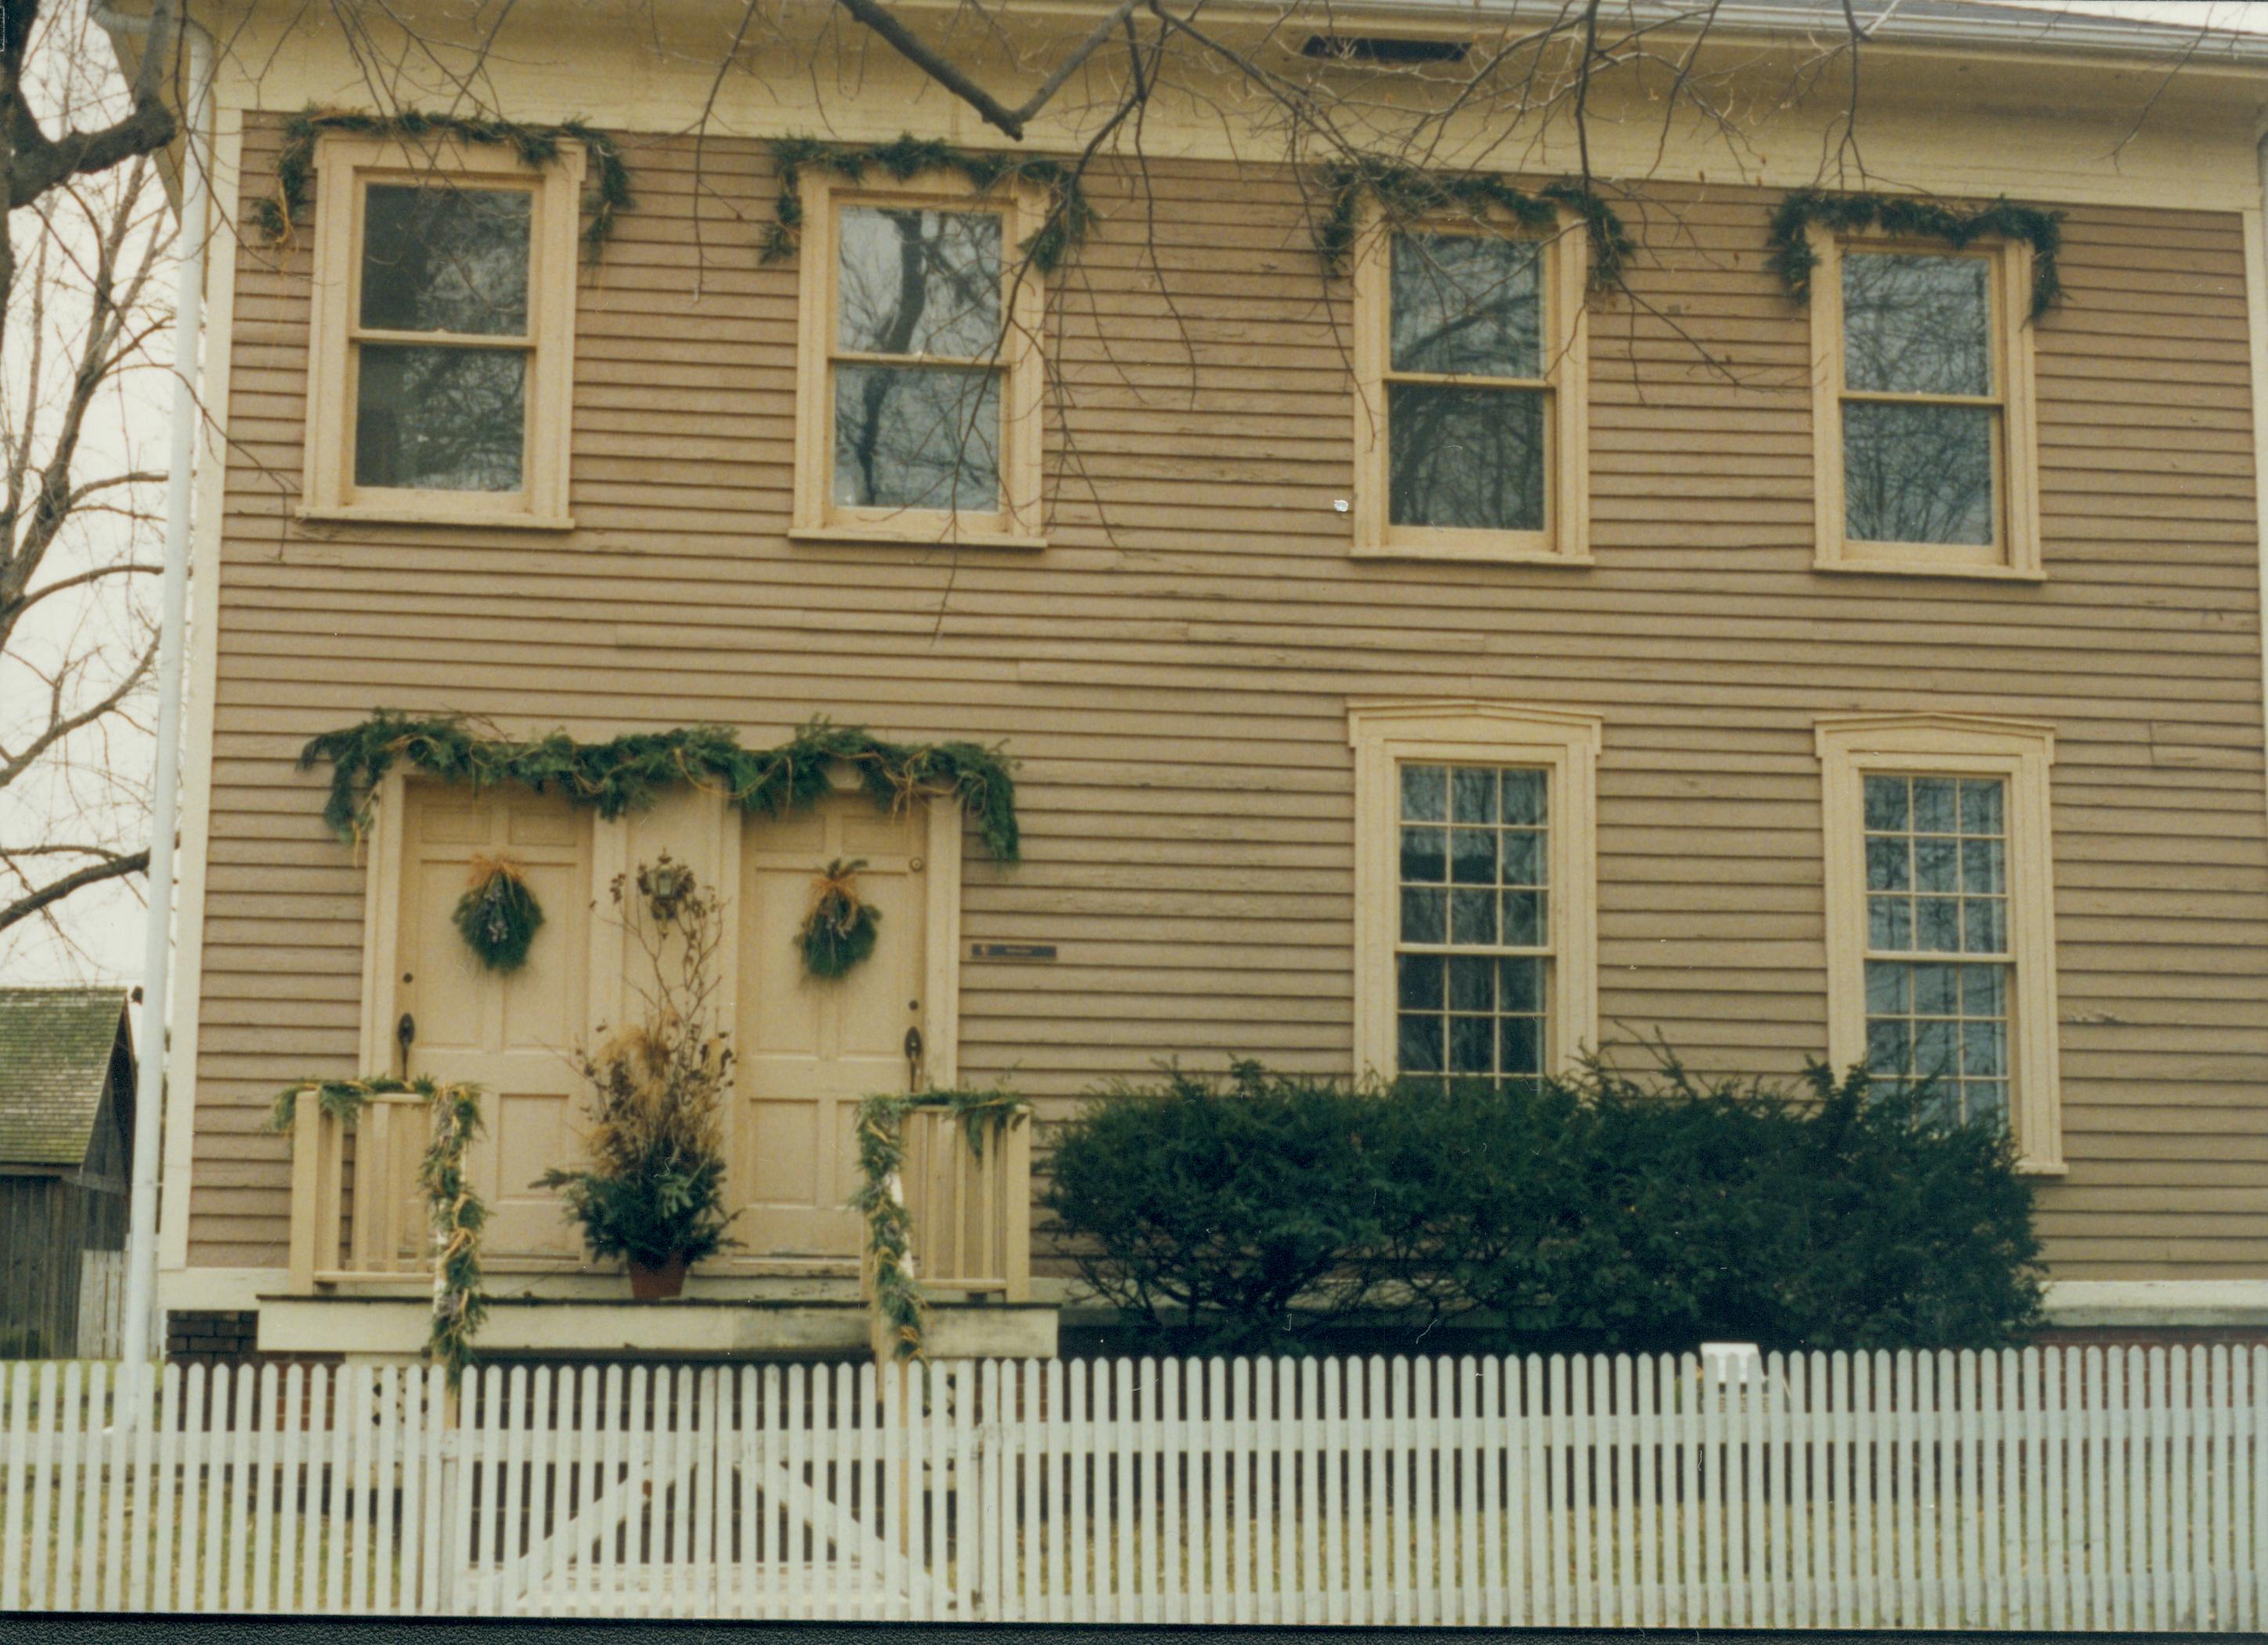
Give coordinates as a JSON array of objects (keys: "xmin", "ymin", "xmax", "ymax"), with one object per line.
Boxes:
[{"xmin": 388, "ymin": 785, "xmax": 938, "ymax": 1268}]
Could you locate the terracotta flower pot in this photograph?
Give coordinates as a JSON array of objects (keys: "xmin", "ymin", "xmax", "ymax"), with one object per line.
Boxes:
[{"xmin": 628, "ymin": 1255, "xmax": 691, "ymax": 1300}]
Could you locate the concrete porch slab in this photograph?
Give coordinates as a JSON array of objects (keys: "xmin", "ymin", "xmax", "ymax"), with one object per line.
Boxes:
[{"xmin": 255, "ymin": 1292, "xmax": 1059, "ymax": 1360}]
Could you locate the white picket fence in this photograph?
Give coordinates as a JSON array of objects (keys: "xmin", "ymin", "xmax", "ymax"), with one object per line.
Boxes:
[{"xmin": 2, "ymin": 1346, "xmax": 2262, "ymax": 1627}]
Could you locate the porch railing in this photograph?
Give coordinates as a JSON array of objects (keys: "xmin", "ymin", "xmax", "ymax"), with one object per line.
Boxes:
[
  {"xmin": 285, "ymin": 1089, "xmax": 428, "ymax": 1291},
  {"xmin": 893, "ymin": 1103, "xmax": 1032, "ymax": 1303}
]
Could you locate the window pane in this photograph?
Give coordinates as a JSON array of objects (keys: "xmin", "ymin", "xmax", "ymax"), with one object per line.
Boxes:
[
  {"xmin": 1914, "ymin": 836, "xmax": 1958, "ymax": 893},
  {"xmin": 1913, "ymin": 779, "xmax": 1958, "ymax": 834},
  {"xmin": 1450, "ymin": 828, "xmax": 1497, "ymax": 885},
  {"xmin": 1501, "ymin": 769, "xmax": 1546, "ymax": 826},
  {"xmin": 1962, "ymin": 837, "xmax": 2006, "ymax": 895},
  {"xmin": 1963, "ymin": 897, "xmax": 2008, "ymax": 955},
  {"xmin": 1501, "ymin": 889, "xmax": 1544, "ymax": 947},
  {"xmin": 360, "ymin": 184, "xmax": 530, "ymax": 337},
  {"xmin": 1500, "ymin": 829, "xmax": 1543, "ymax": 887},
  {"xmin": 1865, "ymin": 836, "xmax": 1910, "ymax": 892},
  {"xmin": 1390, "ymin": 233, "xmax": 1543, "ymax": 378},
  {"xmin": 1387, "ymin": 383, "xmax": 1544, "ymax": 531},
  {"xmin": 1961, "ymin": 779, "xmax": 2005, "ymax": 835},
  {"xmin": 1862, "ymin": 775, "xmax": 1909, "ymax": 832},
  {"xmin": 1912, "ymin": 962, "xmax": 1958, "ymax": 1016},
  {"xmin": 1401, "ymin": 765, "xmax": 1447, "ymax": 822},
  {"xmin": 1446, "ymin": 955, "xmax": 1493, "ymax": 1012},
  {"xmin": 1498, "ymin": 956, "xmax": 1541, "ymax": 1013},
  {"xmin": 1869, "ymin": 894, "xmax": 1912, "ymax": 950},
  {"xmin": 1450, "ymin": 887, "xmax": 1497, "ymax": 946},
  {"xmin": 1916, "ymin": 896, "xmax": 1961, "ymax": 953},
  {"xmin": 1499, "ymin": 1014, "xmax": 1543, "ymax": 1076},
  {"xmin": 1865, "ymin": 961, "xmax": 1909, "ymax": 1015},
  {"xmin": 1399, "ymin": 886, "xmax": 1446, "ymax": 945},
  {"xmin": 1844, "ymin": 402, "xmax": 1996, "ymax": 546},
  {"xmin": 1449, "ymin": 1015, "xmax": 1494, "ymax": 1075},
  {"xmin": 1400, "ymin": 827, "xmax": 1447, "ymax": 884},
  {"xmin": 832, "ymin": 364, "xmax": 999, "ymax": 510},
  {"xmin": 1397, "ymin": 952, "xmax": 1444, "ymax": 1011},
  {"xmin": 1398, "ymin": 1014, "xmax": 1444, "ymax": 1074},
  {"xmin": 354, "ymin": 345, "xmax": 525, "ymax": 492},
  {"xmin": 836, "ymin": 207, "xmax": 1002, "ymax": 358},
  {"xmin": 1452, "ymin": 767, "xmax": 1498, "ymax": 824},
  {"xmin": 1842, "ymin": 253, "xmax": 1991, "ymax": 397}
]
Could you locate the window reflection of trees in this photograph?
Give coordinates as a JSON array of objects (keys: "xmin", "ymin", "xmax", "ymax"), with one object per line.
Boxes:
[
  {"xmin": 1385, "ymin": 233, "xmax": 1546, "ymax": 532},
  {"xmin": 354, "ymin": 182, "xmax": 534, "ymax": 492},
  {"xmin": 832, "ymin": 207, "xmax": 1005, "ymax": 510},
  {"xmin": 1841, "ymin": 253, "xmax": 1995, "ymax": 546}
]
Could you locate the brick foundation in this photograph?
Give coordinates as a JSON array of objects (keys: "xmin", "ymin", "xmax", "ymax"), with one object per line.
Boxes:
[{"xmin": 164, "ymin": 1308, "xmax": 259, "ymax": 1364}]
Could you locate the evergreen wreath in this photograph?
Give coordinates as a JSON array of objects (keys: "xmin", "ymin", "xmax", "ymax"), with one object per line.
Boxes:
[
  {"xmin": 1766, "ymin": 189, "xmax": 2065, "ymax": 319},
  {"xmin": 799, "ymin": 858, "xmax": 881, "ymax": 979},
  {"xmin": 851, "ymin": 1088, "xmax": 1029, "ymax": 1361},
  {"xmin": 270, "ymin": 1075, "xmax": 490, "ymax": 1382},
  {"xmin": 760, "ymin": 134, "xmax": 1096, "ymax": 275},
  {"xmin": 451, "ymin": 853, "xmax": 544, "ymax": 973},
  {"xmin": 1315, "ymin": 159, "xmax": 1635, "ymax": 293},
  {"xmin": 301, "ymin": 712, "xmax": 1020, "ymax": 862},
  {"xmin": 250, "ymin": 106, "xmax": 631, "ymax": 261}
]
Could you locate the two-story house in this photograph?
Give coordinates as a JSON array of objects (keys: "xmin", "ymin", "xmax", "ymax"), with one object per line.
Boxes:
[{"xmin": 125, "ymin": 0, "xmax": 2268, "ymax": 1362}]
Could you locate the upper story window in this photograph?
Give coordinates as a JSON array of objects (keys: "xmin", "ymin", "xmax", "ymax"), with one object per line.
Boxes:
[
  {"xmin": 1816, "ymin": 714, "xmax": 2063, "ymax": 1172},
  {"xmin": 792, "ymin": 172, "xmax": 1045, "ymax": 549},
  {"xmin": 1808, "ymin": 230, "xmax": 2039, "ymax": 578},
  {"xmin": 1349, "ymin": 701, "xmax": 1602, "ymax": 1088},
  {"xmin": 301, "ymin": 137, "xmax": 582, "ymax": 528},
  {"xmin": 1352, "ymin": 213, "xmax": 1589, "ymax": 564}
]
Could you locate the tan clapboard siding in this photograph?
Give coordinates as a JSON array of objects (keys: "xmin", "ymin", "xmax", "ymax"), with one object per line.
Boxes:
[{"xmin": 186, "ymin": 122, "xmax": 2268, "ymax": 1283}]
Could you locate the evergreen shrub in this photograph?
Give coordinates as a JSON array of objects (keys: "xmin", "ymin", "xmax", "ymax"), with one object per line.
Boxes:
[{"xmin": 1044, "ymin": 1053, "xmax": 2043, "ymax": 1355}]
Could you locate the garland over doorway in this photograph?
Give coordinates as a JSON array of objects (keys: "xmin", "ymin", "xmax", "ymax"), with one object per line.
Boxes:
[{"xmin": 299, "ymin": 713, "xmax": 1020, "ymax": 861}]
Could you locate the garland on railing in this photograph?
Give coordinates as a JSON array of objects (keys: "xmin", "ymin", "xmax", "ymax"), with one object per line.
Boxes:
[
  {"xmin": 1765, "ymin": 189, "xmax": 2065, "ymax": 319},
  {"xmin": 299, "ymin": 713, "xmax": 1020, "ymax": 862},
  {"xmin": 852, "ymin": 1088, "xmax": 1028, "ymax": 1362},
  {"xmin": 760, "ymin": 134, "xmax": 1097, "ymax": 276},
  {"xmin": 1315, "ymin": 160, "xmax": 1635, "ymax": 292},
  {"xmin": 249, "ymin": 107, "xmax": 631, "ymax": 261},
  {"xmin": 269, "ymin": 1075, "xmax": 491, "ymax": 1382}
]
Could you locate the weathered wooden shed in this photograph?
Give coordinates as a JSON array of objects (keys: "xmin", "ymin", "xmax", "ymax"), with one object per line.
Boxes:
[{"xmin": 0, "ymin": 987, "xmax": 135, "ymax": 1358}]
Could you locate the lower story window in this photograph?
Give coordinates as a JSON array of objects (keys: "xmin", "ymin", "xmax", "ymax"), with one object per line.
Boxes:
[
  {"xmin": 1350, "ymin": 701, "xmax": 1601, "ymax": 1089},
  {"xmin": 1858, "ymin": 773, "xmax": 2010, "ymax": 1127},
  {"xmin": 1816, "ymin": 714, "xmax": 2062, "ymax": 1173},
  {"xmin": 1393, "ymin": 763, "xmax": 1551, "ymax": 1085}
]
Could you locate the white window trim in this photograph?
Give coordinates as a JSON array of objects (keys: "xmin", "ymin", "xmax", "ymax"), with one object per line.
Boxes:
[
  {"xmin": 789, "ymin": 168, "xmax": 1046, "ymax": 550},
  {"xmin": 1808, "ymin": 225, "xmax": 2042, "ymax": 581},
  {"xmin": 300, "ymin": 135, "xmax": 582, "ymax": 530},
  {"xmin": 1349, "ymin": 698, "xmax": 1602, "ymax": 1082},
  {"xmin": 1816, "ymin": 712, "xmax": 2064, "ymax": 1174},
  {"xmin": 1350, "ymin": 207, "xmax": 1591, "ymax": 565}
]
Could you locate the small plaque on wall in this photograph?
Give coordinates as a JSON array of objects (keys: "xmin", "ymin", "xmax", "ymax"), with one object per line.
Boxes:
[{"xmin": 970, "ymin": 943, "xmax": 1057, "ymax": 961}]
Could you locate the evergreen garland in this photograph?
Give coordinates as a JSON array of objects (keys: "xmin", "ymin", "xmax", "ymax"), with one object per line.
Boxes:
[
  {"xmin": 300, "ymin": 712, "xmax": 1020, "ymax": 862},
  {"xmin": 799, "ymin": 858, "xmax": 881, "ymax": 979},
  {"xmin": 1316, "ymin": 160, "xmax": 1635, "ymax": 292},
  {"xmin": 270, "ymin": 1074, "xmax": 490, "ymax": 1383},
  {"xmin": 250, "ymin": 107, "xmax": 632, "ymax": 262},
  {"xmin": 760, "ymin": 134, "xmax": 1096, "ymax": 276},
  {"xmin": 1766, "ymin": 189, "xmax": 2065, "ymax": 319},
  {"xmin": 451, "ymin": 854, "xmax": 544, "ymax": 973},
  {"xmin": 852, "ymin": 1088, "xmax": 1029, "ymax": 1361}
]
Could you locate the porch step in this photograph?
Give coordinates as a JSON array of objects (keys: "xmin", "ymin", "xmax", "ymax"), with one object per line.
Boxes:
[{"xmin": 254, "ymin": 1292, "xmax": 1058, "ymax": 1360}]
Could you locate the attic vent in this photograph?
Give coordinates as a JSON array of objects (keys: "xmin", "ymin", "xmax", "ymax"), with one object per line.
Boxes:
[{"xmin": 1302, "ymin": 34, "xmax": 1471, "ymax": 65}]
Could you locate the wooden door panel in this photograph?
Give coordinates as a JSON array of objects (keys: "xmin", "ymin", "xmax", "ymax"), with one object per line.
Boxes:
[
  {"xmin": 736, "ymin": 793, "xmax": 930, "ymax": 1258},
  {"xmin": 397, "ymin": 786, "xmax": 590, "ymax": 1264}
]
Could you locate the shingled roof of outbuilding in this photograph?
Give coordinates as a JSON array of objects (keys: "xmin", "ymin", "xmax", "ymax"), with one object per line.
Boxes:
[{"xmin": 0, "ymin": 986, "xmax": 132, "ymax": 1168}]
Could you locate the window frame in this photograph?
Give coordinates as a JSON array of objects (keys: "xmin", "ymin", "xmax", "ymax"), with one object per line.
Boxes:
[
  {"xmin": 301, "ymin": 135, "xmax": 582, "ymax": 530},
  {"xmin": 1350, "ymin": 204, "xmax": 1591, "ymax": 565},
  {"xmin": 1349, "ymin": 699, "xmax": 1602, "ymax": 1083},
  {"xmin": 791, "ymin": 169, "xmax": 1046, "ymax": 550},
  {"xmin": 1808, "ymin": 225, "xmax": 2041, "ymax": 579},
  {"xmin": 1816, "ymin": 712, "xmax": 2064, "ymax": 1173}
]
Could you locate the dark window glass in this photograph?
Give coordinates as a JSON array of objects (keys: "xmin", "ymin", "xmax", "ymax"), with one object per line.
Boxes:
[
  {"xmin": 1390, "ymin": 233, "xmax": 1542, "ymax": 378},
  {"xmin": 836, "ymin": 207, "xmax": 1002, "ymax": 358},
  {"xmin": 1843, "ymin": 253, "xmax": 1990, "ymax": 397},
  {"xmin": 832, "ymin": 364, "xmax": 1000, "ymax": 510},
  {"xmin": 360, "ymin": 185, "xmax": 531, "ymax": 336},
  {"xmin": 1844, "ymin": 401, "xmax": 1995, "ymax": 546},
  {"xmin": 354, "ymin": 345, "xmax": 525, "ymax": 492},
  {"xmin": 1387, "ymin": 382, "xmax": 1544, "ymax": 531}
]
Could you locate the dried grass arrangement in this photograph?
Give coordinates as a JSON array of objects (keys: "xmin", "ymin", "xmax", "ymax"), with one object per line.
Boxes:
[{"xmin": 540, "ymin": 853, "xmax": 737, "ymax": 1294}]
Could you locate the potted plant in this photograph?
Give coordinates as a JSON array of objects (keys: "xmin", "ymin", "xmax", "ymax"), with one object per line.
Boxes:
[{"xmin": 541, "ymin": 855, "xmax": 737, "ymax": 1297}]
